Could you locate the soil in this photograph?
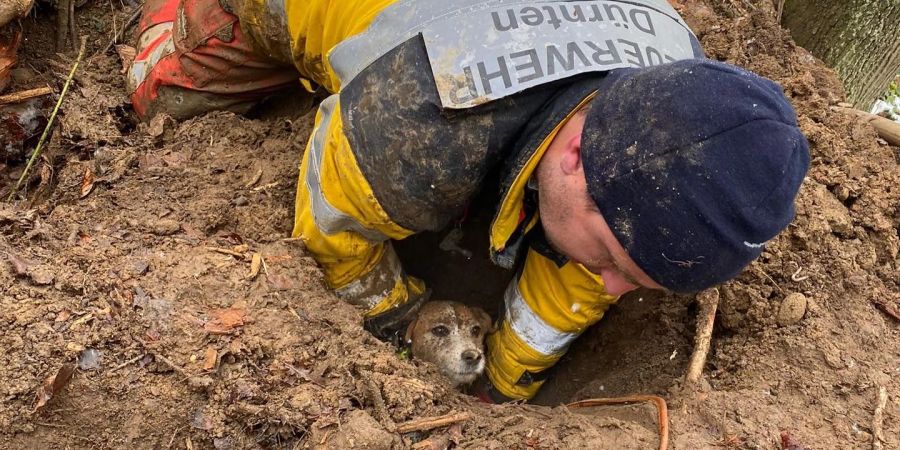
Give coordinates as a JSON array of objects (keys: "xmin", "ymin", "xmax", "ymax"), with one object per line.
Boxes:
[{"xmin": 1, "ymin": 0, "xmax": 898, "ymax": 449}]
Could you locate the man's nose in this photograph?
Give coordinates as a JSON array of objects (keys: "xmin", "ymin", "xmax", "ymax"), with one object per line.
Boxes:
[
  {"xmin": 462, "ymin": 350, "xmax": 482, "ymax": 364},
  {"xmin": 599, "ymin": 267, "xmax": 639, "ymax": 296}
]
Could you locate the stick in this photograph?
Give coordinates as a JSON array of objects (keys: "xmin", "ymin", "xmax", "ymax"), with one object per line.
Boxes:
[
  {"xmin": 109, "ymin": 354, "xmax": 144, "ymax": 372},
  {"xmin": 7, "ymin": 38, "xmax": 86, "ymax": 202},
  {"xmin": 873, "ymin": 386, "xmax": 887, "ymax": 450},
  {"xmin": 56, "ymin": 0, "xmax": 72, "ymax": 51},
  {"xmin": 684, "ymin": 288, "xmax": 719, "ymax": 385},
  {"xmin": 0, "ymin": 86, "xmax": 53, "ymax": 105},
  {"xmin": 567, "ymin": 396, "xmax": 669, "ymax": 450},
  {"xmin": 833, "ymin": 106, "xmax": 900, "ymax": 147},
  {"xmin": 776, "ymin": 0, "xmax": 786, "ymax": 23},
  {"xmin": 153, "ymin": 353, "xmax": 190, "ymax": 378},
  {"xmin": 393, "ymin": 412, "xmax": 471, "ymax": 434},
  {"xmin": 102, "ymin": 4, "xmax": 142, "ymax": 54}
]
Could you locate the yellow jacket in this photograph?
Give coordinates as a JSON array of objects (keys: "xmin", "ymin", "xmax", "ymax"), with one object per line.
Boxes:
[{"xmin": 233, "ymin": 0, "xmax": 694, "ymax": 400}]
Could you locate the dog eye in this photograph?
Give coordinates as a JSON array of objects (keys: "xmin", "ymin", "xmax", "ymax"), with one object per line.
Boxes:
[
  {"xmin": 431, "ymin": 325, "xmax": 449, "ymax": 337},
  {"xmin": 471, "ymin": 326, "xmax": 481, "ymax": 336}
]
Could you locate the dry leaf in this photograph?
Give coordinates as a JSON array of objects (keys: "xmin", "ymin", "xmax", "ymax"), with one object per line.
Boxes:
[
  {"xmin": 248, "ymin": 253, "xmax": 262, "ymax": 279},
  {"xmin": 80, "ymin": 167, "xmax": 95, "ymax": 198},
  {"xmin": 32, "ymin": 363, "xmax": 76, "ymax": 413},
  {"xmin": 202, "ymin": 346, "xmax": 218, "ymax": 372},
  {"xmin": 203, "ymin": 304, "xmax": 248, "ymax": 334},
  {"xmin": 206, "ymin": 246, "xmax": 246, "ymax": 259},
  {"xmin": 0, "ymin": 30, "xmax": 21, "ymax": 92},
  {"xmin": 780, "ymin": 431, "xmax": 809, "ymax": 450}
]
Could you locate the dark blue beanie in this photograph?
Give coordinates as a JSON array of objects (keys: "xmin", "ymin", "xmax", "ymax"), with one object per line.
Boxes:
[{"xmin": 581, "ymin": 59, "xmax": 810, "ymax": 293}]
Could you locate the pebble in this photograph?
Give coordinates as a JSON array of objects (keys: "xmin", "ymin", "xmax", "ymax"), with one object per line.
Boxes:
[
  {"xmin": 777, "ymin": 293, "xmax": 808, "ymax": 326},
  {"xmin": 233, "ymin": 196, "xmax": 249, "ymax": 206}
]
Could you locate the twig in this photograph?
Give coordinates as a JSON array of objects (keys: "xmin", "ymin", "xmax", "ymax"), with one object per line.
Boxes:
[
  {"xmin": 684, "ymin": 288, "xmax": 719, "ymax": 385},
  {"xmin": 102, "ymin": 4, "xmax": 142, "ymax": 54},
  {"xmin": 776, "ymin": 0, "xmax": 786, "ymax": 23},
  {"xmin": 109, "ymin": 354, "xmax": 144, "ymax": 372},
  {"xmin": 166, "ymin": 426, "xmax": 185, "ymax": 450},
  {"xmin": 873, "ymin": 386, "xmax": 887, "ymax": 450},
  {"xmin": 56, "ymin": 0, "xmax": 72, "ymax": 51},
  {"xmin": 0, "ymin": 86, "xmax": 53, "ymax": 105},
  {"xmin": 394, "ymin": 412, "xmax": 471, "ymax": 434},
  {"xmin": 153, "ymin": 353, "xmax": 190, "ymax": 378},
  {"xmin": 567, "ymin": 396, "xmax": 669, "ymax": 450},
  {"xmin": 408, "ymin": 426, "xmax": 460, "ymax": 450},
  {"xmin": 7, "ymin": 38, "xmax": 86, "ymax": 202},
  {"xmin": 205, "ymin": 246, "xmax": 247, "ymax": 259},
  {"xmin": 758, "ymin": 268, "xmax": 785, "ymax": 294}
]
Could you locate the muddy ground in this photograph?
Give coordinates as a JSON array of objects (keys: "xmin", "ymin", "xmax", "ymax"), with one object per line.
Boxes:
[{"xmin": 1, "ymin": 0, "xmax": 898, "ymax": 449}]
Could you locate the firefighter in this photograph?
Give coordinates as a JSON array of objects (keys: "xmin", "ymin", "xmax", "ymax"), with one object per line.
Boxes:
[{"xmin": 127, "ymin": 0, "xmax": 810, "ymax": 402}]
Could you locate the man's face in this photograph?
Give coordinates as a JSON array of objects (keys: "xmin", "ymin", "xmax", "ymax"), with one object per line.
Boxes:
[{"xmin": 536, "ymin": 110, "xmax": 664, "ymax": 296}]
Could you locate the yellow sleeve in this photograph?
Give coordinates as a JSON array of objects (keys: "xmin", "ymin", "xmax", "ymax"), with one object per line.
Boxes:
[
  {"xmin": 283, "ymin": 0, "xmax": 396, "ymax": 92},
  {"xmin": 292, "ymin": 95, "xmax": 422, "ymax": 317},
  {"xmin": 485, "ymin": 247, "xmax": 620, "ymax": 400}
]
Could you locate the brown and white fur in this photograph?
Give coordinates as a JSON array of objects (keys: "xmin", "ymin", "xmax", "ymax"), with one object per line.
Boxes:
[{"xmin": 405, "ymin": 301, "xmax": 494, "ymax": 386}]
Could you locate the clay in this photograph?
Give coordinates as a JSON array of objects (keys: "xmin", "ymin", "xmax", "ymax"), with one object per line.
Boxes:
[{"xmin": 776, "ymin": 293, "xmax": 808, "ymax": 326}]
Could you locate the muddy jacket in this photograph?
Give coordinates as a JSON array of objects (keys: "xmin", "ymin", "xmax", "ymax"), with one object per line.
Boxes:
[{"xmin": 235, "ymin": 0, "xmax": 702, "ymax": 400}]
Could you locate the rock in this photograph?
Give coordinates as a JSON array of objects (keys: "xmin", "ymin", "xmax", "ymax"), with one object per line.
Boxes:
[
  {"xmin": 312, "ymin": 410, "xmax": 394, "ymax": 450},
  {"xmin": 777, "ymin": 293, "xmax": 808, "ymax": 326},
  {"xmin": 146, "ymin": 218, "xmax": 181, "ymax": 236}
]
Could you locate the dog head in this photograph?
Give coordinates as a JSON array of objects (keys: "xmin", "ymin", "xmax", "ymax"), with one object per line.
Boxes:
[{"xmin": 405, "ymin": 301, "xmax": 494, "ymax": 386}]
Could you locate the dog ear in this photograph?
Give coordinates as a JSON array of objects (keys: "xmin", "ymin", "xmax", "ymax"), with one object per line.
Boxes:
[
  {"xmin": 473, "ymin": 307, "xmax": 497, "ymax": 334},
  {"xmin": 404, "ymin": 315, "xmax": 418, "ymax": 345}
]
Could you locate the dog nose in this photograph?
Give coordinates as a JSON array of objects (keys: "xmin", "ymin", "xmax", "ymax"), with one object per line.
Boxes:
[{"xmin": 462, "ymin": 350, "xmax": 482, "ymax": 364}]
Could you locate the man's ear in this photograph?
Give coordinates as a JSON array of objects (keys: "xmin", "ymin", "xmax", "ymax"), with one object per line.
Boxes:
[{"xmin": 559, "ymin": 132, "xmax": 583, "ymax": 176}]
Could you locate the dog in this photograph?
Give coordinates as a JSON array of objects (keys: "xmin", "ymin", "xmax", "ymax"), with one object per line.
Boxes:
[{"xmin": 404, "ymin": 301, "xmax": 495, "ymax": 386}]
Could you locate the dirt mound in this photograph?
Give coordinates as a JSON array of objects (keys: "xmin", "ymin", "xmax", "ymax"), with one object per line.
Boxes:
[
  {"xmin": 539, "ymin": 2, "xmax": 899, "ymax": 449},
  {"xmin": 1, "ymin": 0, "xmax": 898, "ymax": 449}
]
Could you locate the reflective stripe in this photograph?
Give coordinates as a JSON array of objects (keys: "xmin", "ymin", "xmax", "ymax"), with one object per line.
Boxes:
[
  {"xmin": 504, "ymin": 279, "xmax": 578, "ymax": 356},
  {"xmin": 128, "ymin": 23, "xmax": 176, "ymax": 93},
  {"xmin": 305, "ymin": 95, "xmax": 387, "ymax": 243},
  {"xmin": 328, "ymin": 0, "xmax": 694, "ymax": 93},
  {"xmin": 329, "ymin": 0, "xmax": 529, "ymax": 85}
]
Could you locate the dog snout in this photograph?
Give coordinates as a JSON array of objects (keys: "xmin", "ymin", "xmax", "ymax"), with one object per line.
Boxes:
[{"xmin": 461, "ymin": 349, "xmax": 482, "ymax": 365}]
